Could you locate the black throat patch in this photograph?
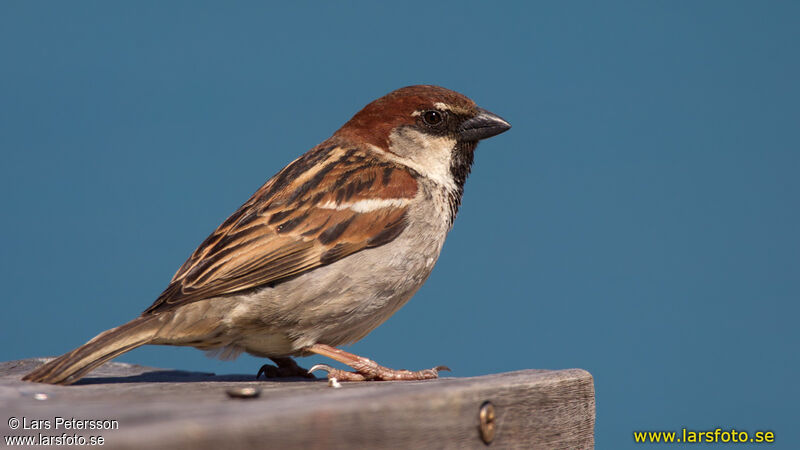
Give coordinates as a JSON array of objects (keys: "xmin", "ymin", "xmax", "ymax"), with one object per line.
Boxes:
[{"xmin": 447, "ymin": 141, "xmax": 477, "ymax": 227}]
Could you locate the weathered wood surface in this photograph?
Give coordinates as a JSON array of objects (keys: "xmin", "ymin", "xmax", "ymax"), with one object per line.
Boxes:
[{"xmin": 1, "ymin": 358, "xmax": 594, "ymax": 449}]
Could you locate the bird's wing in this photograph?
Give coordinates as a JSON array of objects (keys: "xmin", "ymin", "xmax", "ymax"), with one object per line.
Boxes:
[{"xmin": 143, "ymin": 144, "xmax": 418, "ymax": 315}]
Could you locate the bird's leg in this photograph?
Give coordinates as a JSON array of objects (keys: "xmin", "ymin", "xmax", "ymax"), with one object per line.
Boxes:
[
  {"xmin": 306, "ymin": 344, "xmax": 450, "ymax": 381},
  {"xmin": 256, "ymin": 357, "xmax": 316, "ymax": 379}
]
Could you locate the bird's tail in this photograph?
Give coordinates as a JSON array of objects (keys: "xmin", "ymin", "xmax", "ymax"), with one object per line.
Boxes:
[{"xmin": 22, "ymin": 315, "xmax": 163, "ymax": 385}]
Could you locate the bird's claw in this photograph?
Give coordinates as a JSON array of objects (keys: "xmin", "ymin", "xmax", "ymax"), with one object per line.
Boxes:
[
  {"xmin": 256, "ymin": 364, "xmax": 278, "ymax": 379},
  {"xmin": 308, "ymin": 364, "xmax": 335, "ymax": 375}
]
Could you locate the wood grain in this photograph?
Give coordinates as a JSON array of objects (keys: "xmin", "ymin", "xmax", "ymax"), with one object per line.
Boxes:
[{"xmin": 1, "ymin": 359, "xmax": 594, "ymax": 449}]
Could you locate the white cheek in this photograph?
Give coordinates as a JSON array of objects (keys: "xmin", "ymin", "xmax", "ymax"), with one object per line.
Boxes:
[{"xmin": 380, "ymin": 128, "xmax": 457, "ymax": 192}]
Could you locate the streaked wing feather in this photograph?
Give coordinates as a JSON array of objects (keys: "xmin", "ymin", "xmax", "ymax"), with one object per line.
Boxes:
[{"xmin": 143, "ymin": 145, "xmax": 417, "ymax": 314}]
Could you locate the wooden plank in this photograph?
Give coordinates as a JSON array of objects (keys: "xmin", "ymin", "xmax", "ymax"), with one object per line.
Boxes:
[{"xmin": 1, "ymin": 358, "xmax": 594, "ymax": 449}]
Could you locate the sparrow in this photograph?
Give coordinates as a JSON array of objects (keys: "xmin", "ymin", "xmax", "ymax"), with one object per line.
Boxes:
[{"xmin": 23, "ymin": 85, "xmax": 510, "ymax": 385}]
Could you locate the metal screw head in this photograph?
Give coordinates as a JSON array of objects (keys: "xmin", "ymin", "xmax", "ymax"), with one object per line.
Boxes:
[
  {"xmin": 479, "ymin": 401, "xmax": 496, "ymax": 444},
  {"xmin": 226, "ymin": 386, "xmax": 262, "ymax": 399}
]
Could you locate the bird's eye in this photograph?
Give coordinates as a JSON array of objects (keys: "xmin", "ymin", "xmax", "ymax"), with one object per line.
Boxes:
[{"xmin": 422, "ymin": 110, "xmax": 444, "ymax": 126}]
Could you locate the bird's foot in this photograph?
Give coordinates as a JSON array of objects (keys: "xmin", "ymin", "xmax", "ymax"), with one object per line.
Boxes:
[
  {"xmin": 305, "ymin": 344, "xmax": 450, "ymax": 381},
  {"xmin": 308, "ymin": 363, "xmax": 449, "ymax": 381},
  {"xmin": 256, "ymin": 357, "xmax": 317, "ymax": 379}
]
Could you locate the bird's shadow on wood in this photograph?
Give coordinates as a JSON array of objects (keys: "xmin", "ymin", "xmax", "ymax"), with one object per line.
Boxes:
[{"xmin": 75, "ymin": 370, "xmax": 320, "ymax": 385}]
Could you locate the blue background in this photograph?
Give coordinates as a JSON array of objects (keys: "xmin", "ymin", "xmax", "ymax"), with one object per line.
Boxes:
[{"xmin": 1, "ymin": 2, "xmax": 797, "ymax": 448}]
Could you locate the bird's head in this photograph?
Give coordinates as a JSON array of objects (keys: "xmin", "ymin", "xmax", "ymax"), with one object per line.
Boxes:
[{"xmin": 332, "ymin": 85, "xmax": 510, "ymax": 188}]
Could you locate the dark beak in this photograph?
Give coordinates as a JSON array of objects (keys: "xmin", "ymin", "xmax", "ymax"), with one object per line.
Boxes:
[{"xmin": 458, "ymin": 107, "xmax": 511, "ymax": 141}]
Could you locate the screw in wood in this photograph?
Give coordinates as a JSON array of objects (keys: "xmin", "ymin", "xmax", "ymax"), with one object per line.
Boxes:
[
  {"xmin": 226, "ymin": 387, "xmax": 262, "ymax": 399},
  {"xmin": 479, "ymin": 401, "xmax": 496, "ymax": 444}
]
